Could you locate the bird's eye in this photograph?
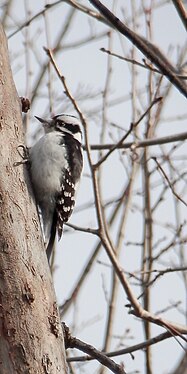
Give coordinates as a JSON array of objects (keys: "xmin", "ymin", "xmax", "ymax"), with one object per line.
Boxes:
[{"xmin": 56, "ymin": 120, "xmax": 64, "ymax": 127}]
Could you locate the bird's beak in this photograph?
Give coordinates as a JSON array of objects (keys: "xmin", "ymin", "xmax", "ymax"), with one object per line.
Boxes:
[
  {"xmin": 34, "ymin": 116, "xmax": 46, "ymax": 124},
  {"xmin": 35, "ymin": 116, "xmax": 53, "ymax": 131}
]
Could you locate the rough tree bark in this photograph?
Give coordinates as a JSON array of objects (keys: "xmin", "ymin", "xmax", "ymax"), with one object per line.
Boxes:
[{"xmin": 0, "ymin": 23, "xmax": 67, "ymax": 374}]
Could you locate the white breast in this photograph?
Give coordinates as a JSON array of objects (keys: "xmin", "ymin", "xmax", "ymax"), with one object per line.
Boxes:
[{"xmin": 30, "ymin": 132, "xmax": 68, "ymax": 204}]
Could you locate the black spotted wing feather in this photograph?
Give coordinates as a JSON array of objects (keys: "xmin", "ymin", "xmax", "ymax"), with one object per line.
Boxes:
[
  {"xmin": 56, "ymin": 135, "xmax": 83, "ymax": 239},
  {"xmin": 56, "ymin": 168, "xmax": 75, "ymax": 239}
]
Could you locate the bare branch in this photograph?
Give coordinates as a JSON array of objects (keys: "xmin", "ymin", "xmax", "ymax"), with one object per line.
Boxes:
[
  {"xmin": 63, "ymin": 323, "xmax": 126, "ymax": 374},
  {"xmin": 67, "ymin": 330, "xmax": 187, "ymax": 362},
  {"xmin": 8, "ymin": 1, "xmax": 62, "ymax": 38},
  {"xmin": 89, "ymin": 0, "xmax": 187, "ymax": 97},
  {"xmin": 94, "ymin": 97, "xmax": 162, "ymax": 168},
  {"xmin": 152, "ymin": 157, "xmax": 187, "ymax": 207},
  {"xmin": 101, "ymin": 48, "xmax": 187, "ymax": 79},
  {"xmin": 86, "ymin": 131, "xmax": 187, "ymax": 151},
  {"xmin": 65, "ymin": 222, "xmax": 99, "ymax": 235},
  {"xmin": 172, "ymin": 0, "xmax": 187, "ymax": 31}
]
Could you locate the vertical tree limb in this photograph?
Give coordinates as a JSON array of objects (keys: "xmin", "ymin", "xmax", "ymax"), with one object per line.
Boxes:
[{"xmin": 0, "ymin": 23, "xmax": 67, "ymax": 373}]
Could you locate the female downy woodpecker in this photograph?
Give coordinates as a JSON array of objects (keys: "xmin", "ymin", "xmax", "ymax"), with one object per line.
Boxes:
[{"xmin": 29, "ymin": 114, "xmax": 83, "ymax": 261}]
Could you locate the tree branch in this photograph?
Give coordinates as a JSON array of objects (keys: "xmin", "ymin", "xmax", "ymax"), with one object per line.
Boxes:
[
  {"xmin": 67, "ymin": 330, "xmax": 187, "ymax": 362},
  {"xmin": 172, "ymin": 0, "xmax": 187, "ymax": 31},
  {"xmin": 63, "ymin": 323, "xmax": 126, "ymax": 374},
  {"xmin": 85, "ymin": 131, "xmax": 187, "ymax": 151},
  {"xmin": 89, "ymin": 0, "xmax": 187, "ymax": 98}
]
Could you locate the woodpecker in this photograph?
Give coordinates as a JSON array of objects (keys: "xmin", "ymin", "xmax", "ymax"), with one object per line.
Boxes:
[{"xmin": 29, "ymin": 114, "xmax": 83, "ymax": 261}]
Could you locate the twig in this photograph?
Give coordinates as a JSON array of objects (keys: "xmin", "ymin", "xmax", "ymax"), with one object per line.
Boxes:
[
  {"xmin": 86, "ymin": 131, "xmax": 187, "ymax": 151},
  {"xmin": 172, "ymin": 0, "xmax": 187, "ymax": 31},
  {"xmin": 8, "ymin": 0, "xmax": 108, "ymax": 39},
  {"xmin": 31, "ymin": 8, "xmax": 75, "ymax": 107},
  {"xmin": 67, "ymin": 330, "xmax": 187, "ymax": 362},
  {"xmin": 43, "ymin": 47, "xmax": 87, "ymax": 127},
  {"xmin": 63, "ymin": 0, "xmax": 109, "ymax": 25},
  {"xmin": 60, "ymin": 182, "xmax": 134, "ymax": 317},
  {"xmin": 8, "ymin": 1, "xmax": 62, "ymax": 38},
  {"xmin": 94, "ymin": 97, "xmax": 162, "ymax": 168},
  {"xmin": 65, "ymin": 222, "xmax": 99, "ymax": 235},
  {"xmin": 89, "ymin": 0, "xmax": 187, "ymax": 98},
  {"xmin": 63, "ymin": 323, "xmax": 126, "ymax": 374},
  {"xmin": 101, "ymin": 48, "xmax": 187, "ymax": 79},
  {"xmin": 152, "ymin": 157, "xmax": 187, "ymax": 207}
]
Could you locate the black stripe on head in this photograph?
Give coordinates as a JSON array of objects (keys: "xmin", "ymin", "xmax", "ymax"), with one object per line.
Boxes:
[
  {"xmin": 53, "ymin": 114, "xmax": 82, "ymax": 136},
  {"xmin": 63, "ymin": 123, "xmax": 81, "ymax": 134},
  {"xmin": 55, "ymin": 121, "xmax": 82, "ymax": 136}
]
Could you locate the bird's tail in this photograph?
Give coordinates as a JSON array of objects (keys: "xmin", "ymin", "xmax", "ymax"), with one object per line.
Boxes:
[{"xmin": 46, "ymin": 212, "xmax": 57, "ymax": 262}]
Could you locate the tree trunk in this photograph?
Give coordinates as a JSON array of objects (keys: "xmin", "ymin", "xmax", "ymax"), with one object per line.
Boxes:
[{"xmin": 0, "ymin": 23, "xmax": 67, "ymax": 374}]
